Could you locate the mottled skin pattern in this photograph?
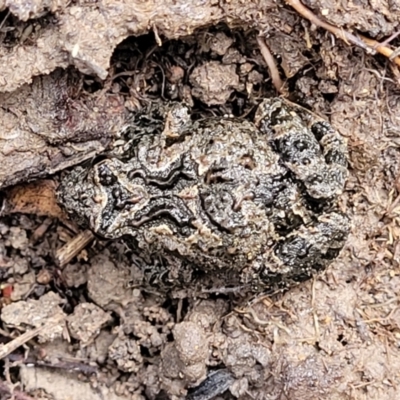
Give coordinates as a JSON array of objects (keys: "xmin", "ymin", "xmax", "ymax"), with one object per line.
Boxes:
[{"xmin": 58, "ymin": 98, "xmax": 350, "ymax": 290}]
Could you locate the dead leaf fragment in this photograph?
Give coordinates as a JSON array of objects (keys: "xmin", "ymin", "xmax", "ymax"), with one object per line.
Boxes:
[{"xmin": 1, "ymin": 179, "xmax": 67, "ymax": 221}]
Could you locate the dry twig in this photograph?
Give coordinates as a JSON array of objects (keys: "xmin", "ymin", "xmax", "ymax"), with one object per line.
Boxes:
[
  {"xmin": 32, "ymin": 217, "xmax": 53, "ymax": 242},
  {"xmin": 0, "ymin": 379, "xmax": 36, "ymax": 400},
  {"xmin": 256, "ymin": 36, "xmax": 285, "ymax": 94},
  {"xmin": 0, "ymin": 10, "xmax": 10, "ymax": 32},
  {"xmin": 55, "ymin": 229, "xmax": 95, "ymax": 268},
  {"xmin": 285, "ymin": 0, "xmax": 400, "ymax": 67},
  {"xmin": 7, "ymin": 353, "xmax": 98, "ymax": 375},
  {"xmin": 0, "ymin": 324, "xmax": 55, "ymax": 360}
]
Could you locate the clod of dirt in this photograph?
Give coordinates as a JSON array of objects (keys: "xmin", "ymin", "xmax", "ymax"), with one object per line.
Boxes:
[
  {"xmin": 36, "ymin": 268, "xmax": 52, "ymax": 285},
  {"xmin": 112, "ymin": 300, "xmax": 173, "ymax": 369},
  {"xmin": 0, "ymin": 221, "xmax": 8, "ymax": 235},
  {"xmin": 62, "ymin": 262, "xmax": 88, "ymax": 288},
  {"xmin": 166, "ymin": 65, "xmax": 185, "ymax": 84},
  {"xmin": 7, "ymin": 226, "xmax": 29, "ymax": 250},
  {"xmin": 221, "ymin": 47, "xmax": 246, "ymax": 65},
  {"xmin": 209, "ymin": 32, "xmax": 234, "ymax": 56},
  {"xmin": 161, "ymin": 321, "xmax": 209, "ymax": 395},
  {"xmin": 186, "ymin": 299, "xmax": 228, "ymax": 331},
  {"xmin": 318, "ymin": 79, "xmax": 338, "ymax": 94},
  {"xmin": 222, "ymin": 334, "xmax": 270, "ymax": 377},
  {"xmin": 174, "ymin": 322, "xmax": 209, "ymax": 366},
  {"xmin": 9, "ymin": 270, "xmax": 36, "ymax": 301},
  {"xmin": 124, "ymin": 312, "xmax": 169, "ymax": 351},
  {"xmin": 1, "ymin": 291, "xmax": 66, "ymax": 342},
  {"xmin": 67, "ymin": 303, "xmax": 112, "ymax": 345},
  {"xmin": 87, "ymin": 254, "xmax": 139, "ymax": 310},
  {"xmin": 108, "ymin": 332, "xmax": 143, "ymax": 373},
  {"xmin": 81, "ymin": 330, "xmax": 116, "ymax": 364},
  {"xmin": 247, "ymin": 69, "xmax": 263, "ymax": 85},
  {"xmin": 275, "ymin": 354, "xmax": 341, "ymax": 399},
  {"xmin": 10, "ymin": 256, "xmax": 29, "ymax": 275},
  {"xmin": 189, "ymin": 61, "xmax": 242, "ymax": 105},
  {"xmin": 265, "ymin": 32, "xmax": 309, "ymax": 78}
]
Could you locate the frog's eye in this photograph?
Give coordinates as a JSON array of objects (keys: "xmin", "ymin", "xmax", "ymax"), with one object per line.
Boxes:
[
  {"xmin": 300, "ymin": 157, "xmax": 311, "ymax": 165},
  {"xmin": 98, "ymin": 164, "xmax": 116, "ymax": 186}
]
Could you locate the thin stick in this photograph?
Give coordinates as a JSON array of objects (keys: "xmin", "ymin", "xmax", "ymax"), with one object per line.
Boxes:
[
  {"xmin": 0, "ymin": 324, "xmax": 54, "ymax": 360},
  {"xmin": 377, "ymin": 30, "xmax": 400, "ymax": 48},
  {"xmin": 256, "ymin": 36, "xmax": 285, "ymax": 94},
  {"xmin": 55, "ymin": 229, "xmax": 95, "ymax": 268},
  {"xmin": 0, "ymin": 10, "xmax": 10, "ymax": 31},
  {"xmin": 363, "ymin": 36, "xmax": 400, "ymax": 63},
  {"xmin": 152, "ymin": 23, "xmax": 162, "ymax": 46},
  {"xmin": 0, "ymin": 380, "xmax": 36, "ymax": 400},
  {"xmin": 285, "ymin": 0, "xmax": 400, "ymax": 67},
  {"xmin": 32, "ymin": 217, "xmax": 53, "ymax": 242},
  {"xmin": 7, "ymin": 353, "xmax": 98, "ymax": 375}
]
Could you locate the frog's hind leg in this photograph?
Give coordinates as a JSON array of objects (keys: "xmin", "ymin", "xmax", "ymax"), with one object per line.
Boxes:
[
  {"xmin": 271, "ymin": 211, "xmax": 350, "ymax": 281},
  {"xmin": 255, "ymin": 98, "xmax": 348, "ymax": 200}
]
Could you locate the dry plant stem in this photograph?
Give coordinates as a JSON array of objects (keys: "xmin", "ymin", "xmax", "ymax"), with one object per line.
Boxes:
[
  {"xmin": 362, "ymin": 37, "xmax": 400, "ymax": 62},
  {"xmin": 389, "ymin": 48, "xmax": 400, "ymax": 61},
  {"xmin": 32, "ymin": 217, "xmax": 53, "ymax": 242},
  {"xmin": 378, "ymin": 30, "xmax": 400, "ymax": 47},
  {"xmin": 0, "ymin": 324, "xmax": 53, "ymax": 360},
  {"xmin": 7, "ymin": 353, "xmax": 98, "ymax": 375},
  {"xmin": 256, "ymin": 36, "xmax": 285, "ymax": 94},
  {"xmin": 0, "ymin": 380, "xmax": 36, "ymax": 400},
  {"xmin": 285, "ymin": 0, "xmax": 400, "ymax": 67},
  {"xmin": 0, "ymin": 10, "xmax": 10, "ymax": 31},
  {"xmin": 55, "ymin": 229, "xmax": 95, "ymax": 267}
]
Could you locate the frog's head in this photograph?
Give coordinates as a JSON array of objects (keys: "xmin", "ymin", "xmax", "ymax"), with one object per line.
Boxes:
[
  {"xmin": 58, "ymin": 159, "xmax": 152, "ymax": 238},
  {"xmin": 57, "ymin": 165, "xmax": 105, "ymax": 232}
]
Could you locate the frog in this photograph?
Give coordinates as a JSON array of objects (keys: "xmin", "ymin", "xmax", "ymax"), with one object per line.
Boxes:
[{"xmin": 57, "ymin": 98, "xmax": 350, "ymax": 291}]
